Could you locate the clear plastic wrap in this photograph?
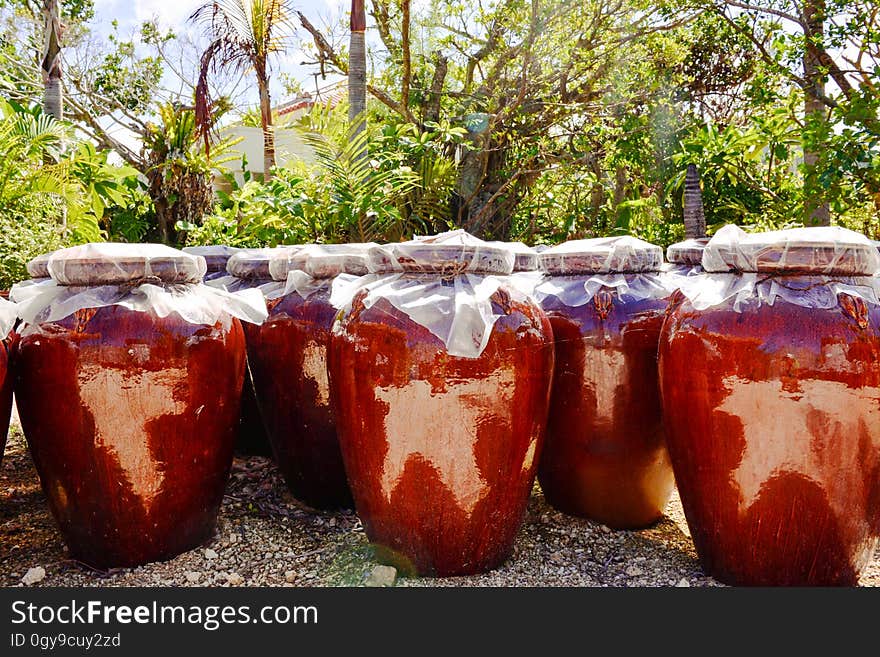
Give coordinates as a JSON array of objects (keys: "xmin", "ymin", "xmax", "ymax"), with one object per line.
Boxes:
[
  {"xmin": 10, "ymin": 277, "xmax": 56, "ymax": 305},
  {"xmin": 0, "ymin": 296, "xmax": 16, "ymax": 340},
  {"xmin": 534, "ymin": 273, "xmax": 673, "ymax": 307},
  {"xmin": 486, "ymin": 241, "xmax": 538, "ymax": 272},
  {"xmin": 534, "ymin": 236, "xmax": 670, "ymax": 306},
  {"xmin": 666, "ymin": 238, "xmax": 708, "ymax": 267},
  {"xmin": 384, "ymin": 230, "xmax": 515, "ymax": 275},
  {"xmin": 660, "ymin": 239, "xmax": 708, "ymax": 291},
  {"xmin": 675, "ymin": 272, "xmax": 880, "ymax": 312},
  {"xmin": 26, "ymin": 251, "xmax": 54, "ymax": 279},
  {"xmin": 539, "ymin": 236, "xmax": 664, "ymax": 275},
  {"xmin": 268, "ymin": 243, "xmax": 381, "ymax": 280},
  {"xmin": 701, "ymin": 225, "xmax": 880, "ymax": 275},
  {"xmin": 227, "ymin": 247, "xmax": 299, "ymax": 279},
  {"xmin": 47, "ymin": 243, "xmax": 207, "ymax": 285},
  {"xmin": 182, "ymin": 245, "xmax": 241, "ymax": 274},
  {"xmin": 331, "ymin": 272, "xmax": 516, "ymax": 358},
  {"xmin": 11, "ymin": 280, "xmax": 268, "ymax": 331}
]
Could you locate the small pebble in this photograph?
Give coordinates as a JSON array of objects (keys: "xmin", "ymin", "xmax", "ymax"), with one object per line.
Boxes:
[
  {"xmin": 22, "ymin": 567, "xmax": 46, "ymax": 586},
  {"xmin": 227, "ymin": 573, "xmax": 244, "ymax": 586},
  {"xmin": 364, "ymin": 565, "xmax": 397, "ymax": 587},
  {"xmin": 185, "ymin": 571, "xmax": 202, "ymax": 583},
  {"xmin": 676, "ymin": 578, "xmax": 691, "ymax": 587},
  {"xmin": 204, "ymin": 548, "xmax": 218, "ymax": 559}
]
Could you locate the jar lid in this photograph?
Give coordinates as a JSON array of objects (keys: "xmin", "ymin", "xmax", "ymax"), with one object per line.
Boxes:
[
  {"xmin": 47, "ymin": 243, "xmax": 207, "ymax": 286},
  {"xmin": 702, "ymin": 225, "xmax": 880, "ymax": 275},
  {"xmin": 183, "ymin": 245, "xmax": 241, "ymax": 273},
  {"xmin": 26, "ymin": 251, "xmax": 54, "ymax": 279},
  {"xmin": 269, "ymin": 243, "xmax": 384, "ymax": 280},
  {"xmin": 227, "ymin": 247, "xmax": 299, "ymax": 279},
  {"xmin": 384, "ymin": 230, "xmax": 514, "ymax": 275},
  {"xmin": 540, "ymin": 236, "xmax": 663, "ymax": 275},
  {"xmin": 666, "ymin": 239, "xmax": 709, "ymax": 266},
  {"xmin": 488, "ymin": 241, "xmax": 539, "ymax": 272}
]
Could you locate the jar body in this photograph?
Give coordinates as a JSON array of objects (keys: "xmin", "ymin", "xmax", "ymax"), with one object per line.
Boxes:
[
  {"xmin": 659, "ymin": 282, "xmax": 880, "ymax": 585},
  {"xmin": 246, "ymin": 287, "xmax": 353, "ymax": 510},
  {"xmin": 329, "ymin": 286, "xmax": 554, "ymax": 576},
  {"xmin": 229, "ymin": 278, "xmax": 272, "ymax": 457},
  {"xmin": 14, "ymin": 305, "xmax": 246, "ymax": 568},
  {"xmin": 0, "ymin": 334, "xmax": 14, "ymax": 465},
  {"xmin": 538, "ymin": 289, "xmax": 674, "ymax": 528}
]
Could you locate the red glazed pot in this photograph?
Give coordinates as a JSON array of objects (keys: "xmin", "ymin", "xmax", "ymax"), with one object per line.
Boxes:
[
  {"xmin": 329, "ymin": 287, "xmax": 554, "ymax": 576},
  {"xmin": 0, "ymin": 333, "xmax": 14, "ymax": 465},
  {"xmin": 246, "ymin": 286, "xmax": 354, "ymax": 510},
  {"xmin": 15, "ymin": 307, "xmax": 246, "ymax": 568},
  {"xmin": 538, "ymin": 288, "xmax": 674, "ymax": 528},
  {"xmin": 224, "ymin": 248, "xmax": 295, "ymax": 458},
  {"xmin": 659, "ymin": 282, "xmax": 880, "ymax": 586}
]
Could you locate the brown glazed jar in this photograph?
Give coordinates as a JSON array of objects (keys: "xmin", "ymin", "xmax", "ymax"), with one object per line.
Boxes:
[
  {"xmin": 659, "ymin": 225, "xmax": 880, "ymax": 585},
  {"xmin": 13, "ymin": 244, "xmax": 249, "ymax": 568},
  {"xmin": 329, "ymin": 236, "xmax": 554, "ymax": 576},
  {"xmin": 245, "ymin": 245, "xmax": 374, "ymax": 510},
  {"xmin": 536, "ymin": 237, "xmax": 675, "ymax": 529},
  {"xmin": 0, "ymin": 298, "xmax": 16, "ymax": 465},
  {"xmin": 222, "ymin": 248, "xmax": 295, "ymax": 457}
]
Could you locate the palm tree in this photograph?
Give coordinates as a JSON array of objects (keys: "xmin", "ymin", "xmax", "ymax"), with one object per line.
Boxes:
[
  {"xmin": 191, "ymin": 0, "xmax": 294, "ymax": 181},
  {"xmin": 41, "ymin": 0, "xmax": 63, "ymax": 120},
  {"xmin": 349, "ymin": 0, "xmax": 366, "ymax": 137}
]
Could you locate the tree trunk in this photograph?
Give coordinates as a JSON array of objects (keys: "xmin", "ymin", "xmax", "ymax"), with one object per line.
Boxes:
[
  {"xmin": 349, "ymin": 1, "xmax": 367, "ymax": 136},
  {"xmin": 803, "ymin": 0, "xmax": 831, "ymax": 226},
  {"xmin": 683, "ymin": 164, "xmax": 707, "ymax": 238},
  {"xmin": 258, "ymin": 75, "xmax": 275, "ymax": 181},
  {"xmin": 41, "ymin": 0, "xmax": 63, "ymax": 120}
]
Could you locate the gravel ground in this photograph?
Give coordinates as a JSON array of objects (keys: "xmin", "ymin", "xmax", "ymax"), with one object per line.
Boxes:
[{"xmin": 2, "ymin": 419, "xmax": 878, "ymax": 588}]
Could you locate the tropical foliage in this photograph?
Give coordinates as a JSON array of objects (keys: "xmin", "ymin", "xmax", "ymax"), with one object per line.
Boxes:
[{"xmin": 0, "ymin": 0, "xmax": 877, "ymax": 287}]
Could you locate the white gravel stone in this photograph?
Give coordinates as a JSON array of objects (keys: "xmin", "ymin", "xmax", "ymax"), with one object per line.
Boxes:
[
  {"xmin": 364, "ymin": 565, "xmax": 397, "ymax": 587},
  {"xmin": 22, "ymin": 567, "xmax": 45, "ymax": 586}
]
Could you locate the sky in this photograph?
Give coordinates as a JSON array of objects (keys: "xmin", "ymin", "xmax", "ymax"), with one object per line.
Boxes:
[
  {"xmin": 89, "ymin": 0, "xmax": 349, "ymax": 100},
  {"xmin": 80, "ymin": 0, "xmax": 351, "ymax": 158}
]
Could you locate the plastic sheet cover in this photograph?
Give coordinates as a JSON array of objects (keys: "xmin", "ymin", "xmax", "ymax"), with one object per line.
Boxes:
[
  {"xmin": 660, "ymin": 239, "xmax": 708, "ymax": 291},
  {"xmin": 539, "ymin": 236, "xmax": 663, "ymax": 275},
  {"xmin": 268, "ymin": 243, "xmax": 381, "ymax": 281},
  {"xmin": 673, "ymin": 225, "xmax": 880, "ymax": 312},
  {"xmin": 387, "ymin": 230, "xmax": 515, "ymax": 275},
  {"xmin": 182, "ymin": 245, "xmax": 241, "ymax": 274},
  {"xmin": 534, "ymin": 273, "xmax": 673, "ymax": 307},
  {"xmin": 0, "ymin": 296, "xmax": 16, "ymax": 340},
  {"xmin": 47, "ymin": 243, "xmax": 207, "ymax": 285},
  {"xmin": 701, "ymin": 225, "xmax": 880, "ymax": 275},
  {"xmin": 675, "ymin": 272, "xmax": 880, "ymax": 312},
  {"xmin": 226, "ymin": 247, "xmax": 299, "ymax": 279},
  {"xmin": 11, "ymin": 280, "xmax": 268, "ymax": 330},
  {"xmin": 331, "ymin": 232, "xmax": 529, "ymax": 358},
  {"xmin": 26, "ymin": 251, "xmax": 54, "ymax": 279},
  {"xmin": 534, "ymin": 236, "xmax": 671, "ymax": 306}
]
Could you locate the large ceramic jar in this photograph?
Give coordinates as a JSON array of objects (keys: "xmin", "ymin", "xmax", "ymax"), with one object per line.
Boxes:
[
  {"xmin": 659, "ymin": 225, "xmax": 880, "ymax": 586},
  {"xmin": 0, "ymin": 297, "xmax": 16, "ymax": 465},
  {"xmin": 12, "ymin": 243, "xmax": 266, "ymax": 568},
  {"xmin": 244, "ymin": 245, "xmax": 376, "ymax": 510},
  {"xmin": 212, "ymin": 248, "xmax": 295, "ymax": 457},
  {"xmin": 535, "ymin": 237, "xmax": 675, "ymax": 529},
  {"xmin": 329, "ymin": 232, "xmax": 554, "ymax": 576}
]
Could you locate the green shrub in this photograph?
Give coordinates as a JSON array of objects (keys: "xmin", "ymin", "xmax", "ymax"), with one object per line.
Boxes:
[{"xmin": 0, "ymin": 196, "xmax": 69, "ymax": 290}]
